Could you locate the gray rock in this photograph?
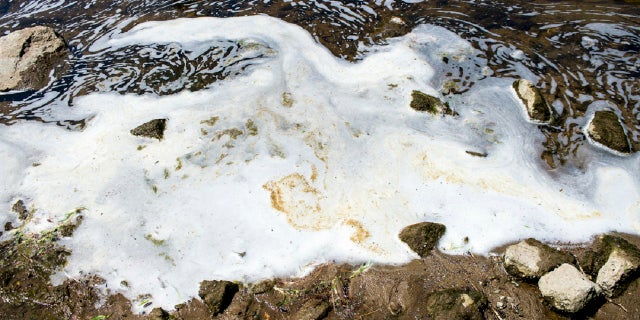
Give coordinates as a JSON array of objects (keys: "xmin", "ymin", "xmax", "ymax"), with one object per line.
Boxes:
[
  {"xmin": 538, "ymin": 264, "xmax": 599, "ymax": 313},
  {"xmin": 424, "ymin": 289, "xmax": 486, "ymax": 320},
  {"xmin": 512, "ymin": 79, "xmax": 552, "ymax": 124},
  {"xmin": 399, "ymin": 222, "xmax": 446, "ymax": 257},
  {"xmin": 0, "ymin": 26, "xmax": 68, "ymax": 91},
  {"xmin": 293, "ymin": 298, "xmax": 331, "ymax": 320},
  {"xmin": 593, "ymin": 235, "xmax": 640, "ymax": 297},
  {"xmin": 586, "ymin": 110, "xmax": 632, "ymax": 154},
  {"xmin": 130, "ymin": 119, "xmax": 167, "ymax": 140},
  {"xmin": 410, "ymin": 90, "xmax": 457, "ymax": 116},
  {"xmin": 503, "ymin": 238, "xmax": 575, "ymax": 279},
  {"xmin": 198, "ymin": 280, "xmax": 239, "ymax": 315}
]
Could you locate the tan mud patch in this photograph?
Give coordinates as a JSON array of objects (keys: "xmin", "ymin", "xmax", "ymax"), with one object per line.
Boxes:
[
  {"xmin": 263, "ymin": 173, "xmax": 330, "ymax": 230},
  {"xmin": 343, "ymin": 219, "xmax": 370, "ymax": 243}
]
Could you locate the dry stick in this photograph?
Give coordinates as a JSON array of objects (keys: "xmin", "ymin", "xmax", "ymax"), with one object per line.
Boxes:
[
  {"xmin": 491, "ymin": 306, "xmax": 505, "ymax": 320},
  {"xmin": 606, "ymin": 298, "xmax": 628, "ymax": 313},
  {"xmin": 359, "ymin": 307, "xmax": 382, "ymax": 319}
]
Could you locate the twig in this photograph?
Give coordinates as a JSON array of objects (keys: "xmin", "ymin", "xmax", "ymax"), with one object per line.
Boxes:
[
  {"xmin": 606, "ymin": 297, "xmax": 628, "ymax": 312},
  {"xmin": 491, "ymin": 307, "xmax": 505, "ymax": 320}
]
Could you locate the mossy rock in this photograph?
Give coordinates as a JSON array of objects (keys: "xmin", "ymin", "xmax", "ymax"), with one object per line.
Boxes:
[
  {"xmin": 410, "ymin": 90, "xmax": 456, "ymax": 116},
  {"xmin": 512, "ymin": 79, "xmax": 552, "ymax": 124},
  {"xmin": 130, "ymin": 119, "xmax": 167, "ymax": 140},
  {"xmin": 198, "ymin": 280, "xmax": 239, "ymax": 315},
  {"xmin": 399, "ymin": 222, "xmax": 446, "ymax": 257},
  {"xmin": 586, "ymin": 110, "xmax": 632, "ymax": 154},
  {"xmin": 424, "ymin": 288, "xmax": 487, "ymax": 320}
]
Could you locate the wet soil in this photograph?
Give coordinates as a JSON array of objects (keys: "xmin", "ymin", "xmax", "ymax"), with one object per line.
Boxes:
[{"xmin": 3, "ymin": 229, "xmax": 640, "ymax": 319}]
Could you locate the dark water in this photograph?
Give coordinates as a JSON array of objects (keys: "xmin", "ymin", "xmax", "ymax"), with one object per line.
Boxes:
[{"xmin": 0, "ymin": 0, "xmax": 639, "ymax": 168}]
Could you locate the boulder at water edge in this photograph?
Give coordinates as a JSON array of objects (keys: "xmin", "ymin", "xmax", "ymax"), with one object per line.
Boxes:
[
  {"xmin": 0, "ymin": 26, "xmax": 68, "ymax": 91},
  {"xmin": 593, "ymin": 235, "xmax": 640, "ymax": 297},
  {"xmin": 399, "ymin": 222, "xmax": 446, "ymax": 257},
  {"xmin": 503, "ymin": 238, "xmax": 575, "ymax": 279},
  {"xmin": 538, "ymin": 264, "xmax": 599, "ymax": 313}
]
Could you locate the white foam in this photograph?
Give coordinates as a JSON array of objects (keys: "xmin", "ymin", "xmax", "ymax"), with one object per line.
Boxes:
[{"xmin": 1, "ymin": 16, "xmax": 638, "ymax": 312}]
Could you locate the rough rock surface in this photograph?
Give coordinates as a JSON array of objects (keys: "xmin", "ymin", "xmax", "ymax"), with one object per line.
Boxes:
[
  {"xmin": 292, "ymin": 298, "xmax": 331, "ymax": 320},
  {"xmin": 398, "ymin": 222, "xmax": 446, "ymax": 257},
  {"xmin": 424, "ymin": 289, "xmax": 486, "ymax": 320},
  {"xmin": 538, "ymin": 264, "xmax": 599, "ymax": 313},
  {"xmin": 409, "ymin": 90, "xmax": 456, "ymax": 116},
  {"xmin": 0, "ymin": 26, "xmax": 68, "ymax": 91},
  {"xmin": 197, "ymin": 280, "xmax": 238, "ymax": 315},
  {"xmin": 503, "ymin": 238, "xmax": 575, "ymax": 279},
  {"xmin": 593, "ymin": 236, "xmax": 640, "ymax": 297},
  {"xmin": 130, "ymin": 119, "xmax": 167, "ymax": 140},
  {"xmin": 586, "ymin": 110, "xmax": 632, "ymax": 154},
  {"xmin": 512, "ymin": 79, "xmax": 552, "ymax": 124}
]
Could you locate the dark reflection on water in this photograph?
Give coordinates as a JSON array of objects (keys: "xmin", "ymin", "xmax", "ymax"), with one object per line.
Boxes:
[{"xmin": 0, "ymin": 0, "xmax": 638, "ymax": 168}]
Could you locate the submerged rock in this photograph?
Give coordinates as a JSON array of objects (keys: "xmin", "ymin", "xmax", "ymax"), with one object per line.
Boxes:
[
  {"xmin": 410, "ymin": 90, "xmax": 456, "ymax": 116},
  {"xmin": 503, "ymin": 238, "xmax": 575, "ymax": 279},
  {"xmin": 538, "ymin": 264, "xmax": 599, "ymax": 313},
  {"xmin": 586, "ymin": 110, "xmax": 632, "ymax": 154},
  {"xmin": 512, "ymin": 79, "xmax": 552, "ymax": 124},
  {"xmin": 130, "ymin": 119, "xmax": 167, "ymax": 140},
  {"xmin": 198, "ymin": 280, "xmax": 239, "ymax": 315},
  {"xmin": 399, "ymin": 222, "xmax": 446, "ymax": 257},
  {"xmin": 0, "ymin": 26, "xmax": 68, "ymax": 91},
  {"xmin": 424, "ymin": 289, "xmax": 486, "ymax": 320}
]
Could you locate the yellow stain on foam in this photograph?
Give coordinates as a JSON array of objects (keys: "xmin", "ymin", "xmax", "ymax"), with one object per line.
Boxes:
[
  {"xmin": 263, "ymin": 173, "xmax": 329, "ymax": 230},
  {"xmin": 263, "ymin": 170, "xmax": 380, "ymax": 251},
  {"xmin": 415, "ymin": 150, "xmax": 597, "ymax": 220}
]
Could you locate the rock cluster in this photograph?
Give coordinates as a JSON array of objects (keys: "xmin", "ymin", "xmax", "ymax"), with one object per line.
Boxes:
[
  {"xmin": 503, "ymin": 235, "xmax": 640, "ymax": 313},
  {"xmin": 0, "ymin": 26, "xmax": 68, "ymax": 91}
]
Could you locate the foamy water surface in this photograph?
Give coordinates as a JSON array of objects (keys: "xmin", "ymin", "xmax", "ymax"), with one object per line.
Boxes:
[{"xmin": 0, "ymin": 0, "xmax": 639, "ymax": 313}]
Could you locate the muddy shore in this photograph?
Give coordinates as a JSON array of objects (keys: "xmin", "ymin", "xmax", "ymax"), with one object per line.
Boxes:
[{"xmin": 2, "ymin": 221, "xmax": 640, "ymax": 319}]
